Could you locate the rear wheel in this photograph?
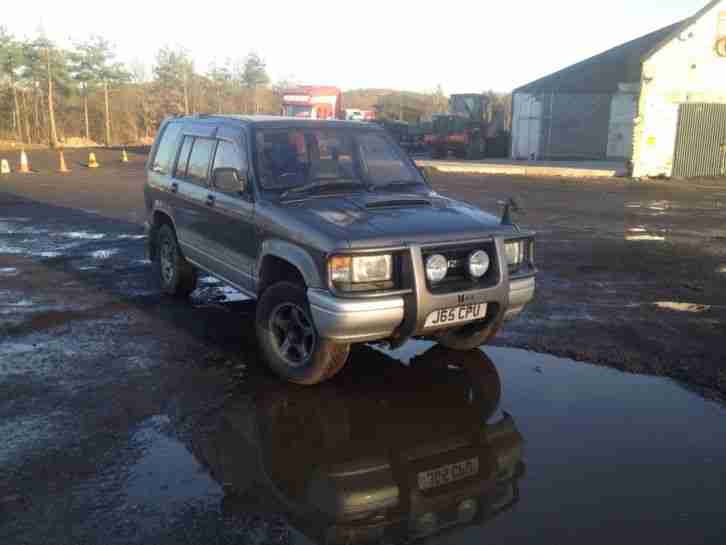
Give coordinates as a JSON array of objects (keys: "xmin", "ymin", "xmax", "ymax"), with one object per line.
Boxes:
[
  {"xmin": 256, "ymin": 281, "xmax": 350, "ymax": 385},
  {"xmin": 435, "ymin": 313, "xmax": 504, "ymax": 351},
  {"xmin": 155, "ymin": 224, "xmax": 197, "ymax": 297}
]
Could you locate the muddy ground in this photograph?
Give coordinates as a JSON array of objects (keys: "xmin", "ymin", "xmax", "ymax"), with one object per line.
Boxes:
[
  {"xmin": 1, "ymin": 148, "xmax": 725, "ymax": 545},
  {"xmin": 2, "ymin": 148, "xmax": 725, "ymax": 397}
]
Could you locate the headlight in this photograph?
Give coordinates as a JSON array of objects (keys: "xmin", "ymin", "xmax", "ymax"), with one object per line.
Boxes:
[
  {"xmin": 329, "ymin": 255, "xmax": 392, "ymax": 285},
  {"xmin": 504, "ymin": 241, "xmax": 525, "ymax": 269},
  {"xmin": 426, "ymin": 254, "xmax": 448, "ymax": 283},
  {"xmin": 468, "ymin": 250, "xmax": 490, "ymax": 278}
]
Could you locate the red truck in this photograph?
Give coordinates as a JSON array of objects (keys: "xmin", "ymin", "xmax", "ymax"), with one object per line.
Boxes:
[{"xmin": 281, "ymin": 86, "xmax": 343, "ymax": 120}]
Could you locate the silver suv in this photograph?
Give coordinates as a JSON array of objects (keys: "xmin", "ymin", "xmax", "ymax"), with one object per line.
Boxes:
[{"xmin": 144, "ymin": 115, "xmax": 536, "ymax": 384}]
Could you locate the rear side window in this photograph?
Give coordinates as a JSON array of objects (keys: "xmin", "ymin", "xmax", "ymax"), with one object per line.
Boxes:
[
  {"xmin": 151, "ymin": 122, "xmax": 182, "ymax": 175},
  {"xmin": 174, "ymin": 136, "xmax": 194, "ymax": 179},
  {"xmin": 186, "ymin": 138, "xmax": 215, "ymax": 186}
]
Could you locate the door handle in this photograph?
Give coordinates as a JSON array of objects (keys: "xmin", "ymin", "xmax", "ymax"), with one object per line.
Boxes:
[
  {"xmin": 206, "ymin": 194, "xmax": 215, "ymax": 206},
  {"xmin": 170, "ymin": 182, "xmax": 178, "ymax": 193}
]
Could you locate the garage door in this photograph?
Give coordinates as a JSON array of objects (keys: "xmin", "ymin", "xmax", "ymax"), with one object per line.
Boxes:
[{"xmin": 672, "ymin": 103, "xmax": 726, "ymax": 178}]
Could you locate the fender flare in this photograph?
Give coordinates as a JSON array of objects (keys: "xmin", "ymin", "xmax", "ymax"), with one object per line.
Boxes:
[{"xmin": 257, "ymin": 239, "xmax": 324, "ymax": 289}]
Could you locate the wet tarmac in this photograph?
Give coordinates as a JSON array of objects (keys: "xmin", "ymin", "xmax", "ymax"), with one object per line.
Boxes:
[{"xmin": 1, "ymin": 168, "xmax": 726, "ymax": 543}]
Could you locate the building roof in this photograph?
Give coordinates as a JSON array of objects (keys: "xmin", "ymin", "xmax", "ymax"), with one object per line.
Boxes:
[
  {"xmin": 514, "ymin": 21, "xmax": 682, "ymax": 94},
  {"xmin": 513, "ymin": 0, "xmax": 723, "ymax": 95}
]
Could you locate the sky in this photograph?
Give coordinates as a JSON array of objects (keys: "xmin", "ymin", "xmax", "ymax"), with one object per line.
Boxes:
[{"xmin": 6, "ymin": 0, "xmax": 712, "ymax": 94}]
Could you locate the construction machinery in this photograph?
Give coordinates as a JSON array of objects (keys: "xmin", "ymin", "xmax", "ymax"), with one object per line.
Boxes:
[{"xmin": 426, "ymin": 94, "xmax": 491, "ymax": 160}]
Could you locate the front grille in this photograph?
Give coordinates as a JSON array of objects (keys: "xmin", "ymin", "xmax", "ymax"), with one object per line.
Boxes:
[{"xmin": 422, "ymin": 241, "xmax": 499, "ymax": 294}]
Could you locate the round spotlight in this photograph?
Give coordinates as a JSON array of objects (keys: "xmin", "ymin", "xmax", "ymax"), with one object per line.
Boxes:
[
  {"xmin": 468, "ymin": 250, "xmax": 490, "ymax": 278},
  {"xmin": 426, "ymin": 254, "xmax": 448, "ymax": 283}
]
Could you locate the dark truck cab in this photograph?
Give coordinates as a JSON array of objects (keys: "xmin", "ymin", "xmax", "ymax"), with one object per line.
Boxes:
[{"xmin": 144, "ymin": 115, "xmax": 535, "ymax": 384}]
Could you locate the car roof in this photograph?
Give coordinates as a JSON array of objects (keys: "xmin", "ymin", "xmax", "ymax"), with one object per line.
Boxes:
[{"xmin": 171, "ymin": 114, "xmax": 383, "ymax": 131}]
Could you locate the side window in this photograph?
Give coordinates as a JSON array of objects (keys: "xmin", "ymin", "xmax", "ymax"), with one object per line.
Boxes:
[
  {"xmin": 174, "ymin": 136, "xmax": 194, "ymax": 179},
  {"xmin": 186, "ymin": 138, "xmax": 215, "ymax": 186},
  {"xmin": 151, "ymin": 122, "xmax": 182, "ymax": 174}
]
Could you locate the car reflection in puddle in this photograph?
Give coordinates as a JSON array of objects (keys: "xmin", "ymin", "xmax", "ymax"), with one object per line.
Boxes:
[{"xmin": 199, "ymin": 345, "xmax": 524, "ymax": 544}]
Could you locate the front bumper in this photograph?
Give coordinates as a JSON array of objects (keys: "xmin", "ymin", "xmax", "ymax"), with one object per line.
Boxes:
[
  {"xmin": 309, "ymin": 238, "xmax": 535, "ymax": 344},
  {"xmin": 308, "ymin": 289, "xmax": 405, "ymax": 343}
]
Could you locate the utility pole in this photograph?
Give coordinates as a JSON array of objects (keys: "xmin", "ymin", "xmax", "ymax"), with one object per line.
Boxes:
[
  {"xmin": 183, "ymin": 70, "xmax": 190, "ymax": 115},
  {"xmin": 45, "ymin": 47, "xmax": 59, "ymax": 148},
  {"xmin": 104, "ymin": 80, "xmax": 111, "ymax": 145}
]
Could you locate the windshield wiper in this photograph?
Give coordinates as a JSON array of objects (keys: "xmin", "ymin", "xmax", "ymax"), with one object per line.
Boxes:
[{"xmin": 280, "ymin": 178, "xmax": 362, "ymax": 200}]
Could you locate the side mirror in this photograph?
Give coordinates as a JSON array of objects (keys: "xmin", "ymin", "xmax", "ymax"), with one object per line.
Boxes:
[
  {"xmin": 213, "ymin": 167, "xmax": 247, "ymax": 194},
  {"xmin": 417, "ymin": 165, "xmax": 434, "ymax": 183}
]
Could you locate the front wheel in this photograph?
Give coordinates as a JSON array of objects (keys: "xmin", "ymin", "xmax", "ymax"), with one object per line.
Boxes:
[
  {"xmin": 435, "ymin": 313, "xmax": 504, "ymax": 351},
  {"xmin": 255, "ymin": 281, "xmax": 350, "ymax": 385}
]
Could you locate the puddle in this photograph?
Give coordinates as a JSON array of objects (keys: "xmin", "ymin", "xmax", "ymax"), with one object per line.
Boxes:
[
  {"xmin": 627, "ymin": 227, "xmax": 647, "ymax": 233},
  {"xmin": 115, "ymin": 234, "xmax": 146, "ymax": 240},
  {"xmin": 654, "ymin": 301, "xmax": 711, "ymax": 313},
  {"xmin": 124, "ymin": 415, "xmax": 222, "ymax": 525},
  {"xmin": 38, "ymin": 251, "xmax": 61, "ymax": 258},
  {"xmin": 0, "ymin": 267, "xmax": 18, "ymax": 275}
]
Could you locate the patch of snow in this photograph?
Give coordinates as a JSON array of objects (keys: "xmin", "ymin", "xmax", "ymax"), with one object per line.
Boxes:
[
  {"xmin": 8, "ymin": 299, "xmax": 33, "ymax": 307},
  {"xmin": 63, "ymin": 231, "xmax": 105, "ymax": 240},
  {"xmin": 200, "ymin": 276, "xmax": 221, "ymax": 284},
  {"xmin": 115, "ymin": 234, "xmax": 146, "ymax": 240},
  {"xmin": 0, "ymin": 267, "xmax": 18, "ymax": 275},
  {"xmin": 626, "ymin": 235, "xmax": 666, "ymax": 242},
  {"xmin": 1, "ymin": 343, "xmax": 38, "ymax": 356},
  {"xmin": 654, "ymin": 302, "xmax": 711, "ymax": 313},
  {"xmin": 0, "ymin": 244, "xmax": 23, "ymax": 254},
  {"xmin": 38, "ymin": 251, "xmax": 61, "ymax": 258},
  {"xmin": 90, "ymin": 249, "xmax": 119, "ymax": 259}
]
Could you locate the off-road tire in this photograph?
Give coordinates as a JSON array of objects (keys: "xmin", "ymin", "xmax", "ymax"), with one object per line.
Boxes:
[
  {"xmin": 256, "ymin": 281, "xmax": 350, "ymax": 385},
  {"xmin": 155, "ymin": 224, "xmax": 197, "ymax": 297},
  {"xmin": 435, "ymin": 312, "xmax": 504, "ymax": 351}
]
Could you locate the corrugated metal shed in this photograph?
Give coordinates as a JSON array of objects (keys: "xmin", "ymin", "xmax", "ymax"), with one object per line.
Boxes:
[{"xmin": 514, "ymin": 22, "xmax": 682, "ymax": 94}]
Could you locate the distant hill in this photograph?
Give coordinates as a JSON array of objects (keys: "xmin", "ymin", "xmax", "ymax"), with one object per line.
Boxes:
[{"xmin": 342, "ymin": 88, "xmax": 448, "ymax": 123}]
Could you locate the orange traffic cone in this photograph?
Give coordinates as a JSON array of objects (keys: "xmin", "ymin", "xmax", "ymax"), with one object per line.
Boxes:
[
  {"xmin": 1, "ymin": 159, "xmax": 10, "ymax": 175},
  {"xmin": 18, "ymin": 150, "xmax": 30, "ymax": 173},
  {"xmin": 58, "ymin": 151, "xmax": 70, "ymax": 173},
  {"xmin": 87, "ymin": 152, "xmax": 99, "ymax": 169},
  {"xmin": 120, "ymin": 148, "xmax": 129, "ymax": 163}
]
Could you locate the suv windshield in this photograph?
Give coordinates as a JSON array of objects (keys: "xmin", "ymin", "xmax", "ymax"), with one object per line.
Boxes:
[{"xmin": 254, "ymin": 127, "xmax": 425, "ymax": 194}]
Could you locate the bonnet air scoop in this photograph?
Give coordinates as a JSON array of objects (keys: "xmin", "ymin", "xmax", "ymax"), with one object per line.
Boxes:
[{"xmin": 365, "ymin": 199, "xmax": 432, "ymax": 209}]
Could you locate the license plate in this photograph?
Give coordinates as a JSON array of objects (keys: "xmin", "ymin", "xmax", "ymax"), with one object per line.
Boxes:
[
  {"xmin": 424, "ymin": 303, "xmax": 486, "ymax": 328},
  {"xmin": 418, "ymin": 458, "xmax": 479, "ymax": 491}
]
